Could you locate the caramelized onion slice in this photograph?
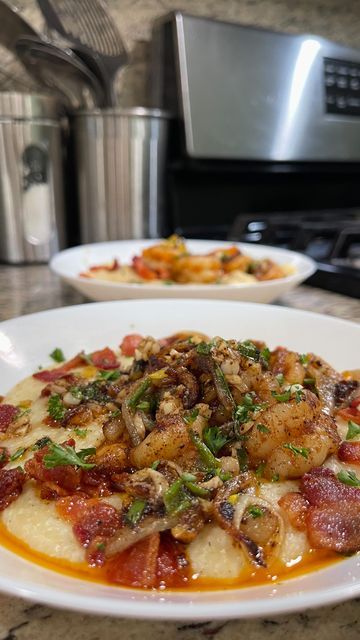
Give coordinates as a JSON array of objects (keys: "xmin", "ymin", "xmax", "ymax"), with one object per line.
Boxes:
[{"xmin": 105, "ymin": 515, "xmax": 178, "ymax": 557}]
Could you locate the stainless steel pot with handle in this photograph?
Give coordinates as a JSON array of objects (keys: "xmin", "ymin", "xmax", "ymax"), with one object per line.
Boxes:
[
  {"xmin": 0, "ymin": 93, "xmax": 66, "ymax": 263},
  {"xmin": 72, "ymin": 107, "xmax": 171, "ymax": 243}
]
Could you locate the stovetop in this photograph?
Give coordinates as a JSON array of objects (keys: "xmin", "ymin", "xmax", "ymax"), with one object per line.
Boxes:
[{"xmin": 227, "ymin": 209, "xmax": 360, "ymax": 298}]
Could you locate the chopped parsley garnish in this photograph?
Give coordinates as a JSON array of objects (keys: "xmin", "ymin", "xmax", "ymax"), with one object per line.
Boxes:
[
  {"xmin": 260, "ymin": 347, "xmax": 271, "ymax": 366},
  {"xmin": 48, "ymin": 394, "xmax": 66, "ymax": 421},
  {"xmin": 203, "ymin": 425, "xmax": 231, "ymax": 455},
  {"xmin": 299, "ymin": 354, "xmax": 309, "ymax": 365},
  {"xmin": 151, "ymin": 460, "xmax": 160, "ymax": 470},
  {"xmin": 183, "ymin": 408, "xmax": 199, "ymax": 425},
  {"xmin": 256, "ymin": 423, "xmax": 270, "ymax": 434},
  {"xmin": 125, "ymin": 498, "xmax": 147, "ymax": 526},
  {"xmin": 237, "ymin": 340, "xmax": 260, "ymax": 361},
  {"xmin": 275, "ymin": 373, "xmax": 285, "ymax": 386},
  {"xmin": 196, "ymin": 342, "xmax": 213, "ymax": 356},
  {"xmin": 32, "ymin": 436, "xmax": 52, "ymax": 450},
  {"xmin": 283, "ymin": 443, "xmax": 309, "ymax": 459},
  {"xmin": 43, "ymin": 443, "xmax": 96, "ymax": 470},
  {"xmin": 346, "ymin": 420, "xmax": 360, "ymax": 441},
  {"xmin": 49, "ymin": 348, "xmax": 65, "ymax": 363},
  {"xmin": 10, "ymin": 447, "xmax": 26, "ymax": 462},
  {"xmin": 272, "ymin": 384, "xmax": 304, "ymax": 404},
  {"xmin": 271, "ymin": 473, "xmax": 280, "ymax": 483},
  {"xmin": 233, "ymin": 393, "xmax": 266, "ymax": 427},
  {"xmin": 247, "ymin": 505, "xmax": 264, "ymax": 519},
  {"xmin": 97, "ymin": 369, "xmax": 120, "ymax": 381},
  {"xmin": 73, "ymin": 428, "xmax": 87, "ymax": 439},
  {"xmin": 337, "ymin": 470, "xmax": 360, "ymax": 487},
  {"xmin": 271, "ymin": 389, "xmax": 291, "ymax": 402}
]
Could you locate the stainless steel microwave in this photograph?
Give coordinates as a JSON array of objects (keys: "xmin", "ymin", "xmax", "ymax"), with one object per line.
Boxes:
[{"xmin": 151, "ymin": 12, "xmax": 360, "ymax": 161}]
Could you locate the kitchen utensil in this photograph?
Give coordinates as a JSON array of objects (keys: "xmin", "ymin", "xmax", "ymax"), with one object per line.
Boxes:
[
  {"xmin": 72, "ymin": 107, "xmax": 171, "ymax": 243},
  {"xmin": 16, "ymin": 36, "xmax": 104, "ymax": 109},
  {"xmin": 37, "ymin": 0, "xmax": 127, "ymax": 106},
  {"xmin": 0, "ymin": 0, "xmax": 39, "ymax": 54},
  {"xmin": 0, "ymin": 92, "xmax": 66, "ymax": 264}
]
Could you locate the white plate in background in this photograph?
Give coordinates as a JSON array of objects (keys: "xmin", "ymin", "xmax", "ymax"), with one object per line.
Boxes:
[
  {"xmin": 50, "ymin": 240, "xmax": 316, "ymax": 303},
  {"xmin": 0, "ymin": 299, "xmax": 358, "ymax": 620}
]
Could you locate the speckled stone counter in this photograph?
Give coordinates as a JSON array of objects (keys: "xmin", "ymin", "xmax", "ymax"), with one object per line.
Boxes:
[{"xmin": 0, "ymin": 264, "xmax": 359, "ymax": 640}]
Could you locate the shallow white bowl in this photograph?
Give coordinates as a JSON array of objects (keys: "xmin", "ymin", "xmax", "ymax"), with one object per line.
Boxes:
[
  {"xmin": 50, "ymin": 240, "xmax": 316, "ymax": 303},
  {"xmin": 0, "ymin": 300, "xmax": 358, "ymax": 620}
]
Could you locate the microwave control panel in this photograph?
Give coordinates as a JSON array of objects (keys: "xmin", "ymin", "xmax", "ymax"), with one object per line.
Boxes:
[{"xmin": 324, "ymin": 57, "xmax": 360, "ymax": 116}]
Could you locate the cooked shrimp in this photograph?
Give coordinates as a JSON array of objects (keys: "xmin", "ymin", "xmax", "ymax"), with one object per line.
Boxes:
[
  {"xmin": 171, "ymin": 255, "xmax": 222, "ymax": 284},
  {"xmin": 142, "ymin": 235, "xmax": 187, "ymax": 272},
  {"xmin": 246, "ymin": 389, "xmax": 321, "ymax": 463},
  {"xmin": 130, "ymin": 411, "xmax": 207, "ymax": 468},
  {"xmin": 265, "ymin": 414, "xmax": 340, "ymax": 479},
  {"xmin": 270, "ymin": 348, "xmax": 305, "ymax": 385}
]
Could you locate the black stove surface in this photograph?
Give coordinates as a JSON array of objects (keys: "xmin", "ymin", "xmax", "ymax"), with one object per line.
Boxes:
[{"xmin": 224, "ymin": 209, "xmax": 360, "ymax": 299}]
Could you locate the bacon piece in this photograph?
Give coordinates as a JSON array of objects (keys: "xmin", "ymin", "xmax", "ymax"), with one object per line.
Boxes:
[
  {"xmin": 107, "ymin": 533, "xmax": 160, "ymax": 588},
  {"xmin": 91, "ymin": 347, "xmax": 118, "ymax": 370},
  {"xmin": 33, "ymin": 355, "xmax": 85, "ymax": 382},
  {"xmin": 57, "ymin": 495, "xmax": 120, "ymax": 565},
  {"xmin": 0, "ymin": 468, "xmax": 25, "ymax": 510},
  {"xmin": 73, "ymin": 501, "xmax": 119, "ymax": 547},
  {"xmin": 307, "ymin": 503, "xmax": 360, "ymax": 553},
  {"xmin": 300, "ymin": 467, "xmax": 360, "ymax": 553},
  {"xmin": 0, "ymin": 404, "xmax": 18, "ymax": 432},
  {"xmin": 120, "ymin": 334, "xmax": 143, "ymax": 357},
  {"xmin": 278, "ymin": 492, "xmax": 309, "ymax": 531},
  {"xmin": 338, "ymin": 441, "xmax": 360, "ymax": 465},
  {"xmin": 25, "ymin": 447, "xmax": 81, "ymax": 494},
  {"xmin": 300, "ymin": 466, "xmax": 360, "ymax": 506}
]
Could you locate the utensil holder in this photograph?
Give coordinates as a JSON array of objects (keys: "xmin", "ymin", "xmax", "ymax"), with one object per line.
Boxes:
[
  {"xmin": 0, "ymin": 93, "xmax": 66, "ymax": 264},
  {"xmin": 72, "ymin": 107, "xmax": 171, "ymax": 243}
]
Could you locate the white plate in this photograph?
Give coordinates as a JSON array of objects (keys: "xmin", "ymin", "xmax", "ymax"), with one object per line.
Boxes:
[
  {"xmin": 50, "ymin": 240, "xmax": 316, "ymax": 303},
  {"xmin": 0, "ymin": 300, "xmax": 359, "ymax": 620}
]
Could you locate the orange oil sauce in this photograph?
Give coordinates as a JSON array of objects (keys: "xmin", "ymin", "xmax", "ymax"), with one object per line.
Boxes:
[{"xmin": 0, "ymin": 518, "xmax": 342, "ymax": 591}]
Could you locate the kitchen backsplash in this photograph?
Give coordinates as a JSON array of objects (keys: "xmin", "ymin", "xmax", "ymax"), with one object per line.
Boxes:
[{"xmin": 4, "ymin": 0, "xmax": 360, "ymax": 105}]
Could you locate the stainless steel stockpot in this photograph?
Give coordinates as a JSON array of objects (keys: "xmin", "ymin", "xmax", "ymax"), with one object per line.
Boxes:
[
  {"xmin": 0, "ymin": 93, "xmax": 65, "ymax": 263},
  {"xmin": 72, "ymin": 107, "xmax": 171, "ymax": 243}
]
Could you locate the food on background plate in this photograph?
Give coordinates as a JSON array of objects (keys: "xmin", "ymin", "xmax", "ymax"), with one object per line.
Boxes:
[
  {"xmin": 80, "ymin": 236, "xmax": 294, "ymax": 285},
  {"xmin": 0, "ymin": 332, "xmax": 359, "ymax": 591}
]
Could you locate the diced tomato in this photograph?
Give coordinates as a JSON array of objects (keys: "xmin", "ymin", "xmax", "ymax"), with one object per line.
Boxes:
[
  {"xmin": 107, "ymin": 533, "xmax": 160, "ymax": 588},
  {"xmin": 132, "ymin": 256, "xmax": 158, "ymax": 281},
  {"xmin": 91, "ymin": 347, "xmax": 118, "ymax": 370},
  {"xmin": 120, "ymin": 334, "xmax": 143, "ymax": 357},
  {"xmin": 0, "ymin": 404, "xmax": 18, "ymax": 432}
]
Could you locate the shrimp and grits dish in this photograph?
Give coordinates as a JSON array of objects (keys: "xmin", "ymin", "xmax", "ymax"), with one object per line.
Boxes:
[
  {"xmin": 80, "ymin": 236, "xmax": 294, "ymax": 285},
  {"xmin": 0, "ymin": 330, "xmax": 359, "ymax": 591}
]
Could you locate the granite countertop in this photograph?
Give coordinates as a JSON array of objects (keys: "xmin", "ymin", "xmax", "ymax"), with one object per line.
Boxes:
[{"xmin": 0, "ymin": 264, "xmax": 359, "ymax": 640}]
